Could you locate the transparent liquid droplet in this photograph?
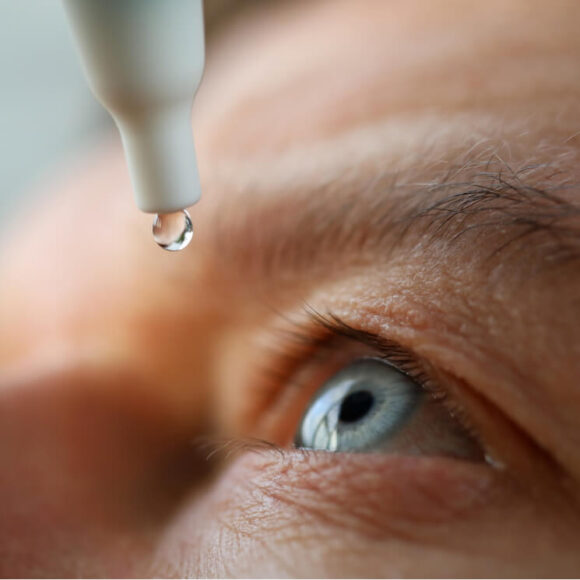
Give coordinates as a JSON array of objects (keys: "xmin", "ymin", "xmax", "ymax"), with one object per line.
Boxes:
[{"xmin": 152, "ymin": 210, "xmax": 193, "ymax": 251}]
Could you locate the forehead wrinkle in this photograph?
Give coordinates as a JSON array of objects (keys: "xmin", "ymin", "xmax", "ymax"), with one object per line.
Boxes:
[{"xmin": 208, "ymin": 141, "xmax": 580, "ymax": 289}]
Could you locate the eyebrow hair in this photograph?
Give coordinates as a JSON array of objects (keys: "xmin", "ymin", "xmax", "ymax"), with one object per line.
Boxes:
[
  {"xmin": 399, "ymin": 161, "xmax": 580, "ymax": 265},
  {"xmin": 211, "ymin": 149, "xmax": 580, "ymax": 284}
]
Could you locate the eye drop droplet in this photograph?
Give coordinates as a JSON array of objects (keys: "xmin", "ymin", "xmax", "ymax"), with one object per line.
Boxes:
[{"xmin": 152, "ymin": 210, "xmax": 193, "ymax": 251}]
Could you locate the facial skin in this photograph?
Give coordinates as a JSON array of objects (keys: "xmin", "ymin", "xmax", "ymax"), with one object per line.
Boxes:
[{"xmin": 1, "ymin": 0, "xmax": 580, "ymax": 576}]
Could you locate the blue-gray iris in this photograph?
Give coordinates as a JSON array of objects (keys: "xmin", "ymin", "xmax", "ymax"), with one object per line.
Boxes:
[{"xmin": 294, "ymin": 357, "xmax": 423, "ymax": 452}]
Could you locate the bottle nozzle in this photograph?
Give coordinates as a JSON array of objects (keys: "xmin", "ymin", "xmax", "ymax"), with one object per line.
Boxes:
[{"xmin": 63, "ymin": 0, "xmax": 205, "ymax": 214}]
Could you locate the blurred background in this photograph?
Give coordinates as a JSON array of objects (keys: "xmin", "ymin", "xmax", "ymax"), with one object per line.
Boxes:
[
  {"xmin": 0, "ymin": 0, "xmax": 250, "ymax": 225},
  {"xmin": 0, "ymin": 0, "xmax": 109, "ymax": 223}
]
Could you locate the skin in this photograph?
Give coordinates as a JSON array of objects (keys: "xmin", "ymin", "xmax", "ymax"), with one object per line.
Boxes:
[{"xmin": 1, "ymin": 0, "xmax": 580, "ymax": 576}]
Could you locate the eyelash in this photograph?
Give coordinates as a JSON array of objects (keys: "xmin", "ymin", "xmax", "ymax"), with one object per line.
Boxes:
[
  {"xmin": 256, "ymin": 306, "xmax": 471, "ymax": 437},
  {"xmin": 307, "ymin": 308, "xmax": 435, "ymax": 386}
]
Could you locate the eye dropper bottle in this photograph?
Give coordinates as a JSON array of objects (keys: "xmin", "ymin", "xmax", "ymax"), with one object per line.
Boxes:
[{"xmin": 62, "ymin": 0, "xmax": 205, "ymax": 250}]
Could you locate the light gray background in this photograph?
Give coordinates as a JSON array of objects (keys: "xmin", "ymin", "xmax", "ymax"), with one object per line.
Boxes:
[{"xmin": 0, "ymin": 0, "xmax": 108, "ymax": 222}]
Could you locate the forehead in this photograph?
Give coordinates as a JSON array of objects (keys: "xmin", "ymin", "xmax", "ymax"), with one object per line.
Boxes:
[
  {"xmin": 195, "ymin": 0, "xmax": 580, "ymax": 161},
  {"xmin": 192, "ymin": 0, "xmax": 580, "ymax": 290}
]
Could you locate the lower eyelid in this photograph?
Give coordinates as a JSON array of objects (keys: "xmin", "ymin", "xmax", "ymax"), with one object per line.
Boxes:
[{"xmin": 222, "ymin": 450, "xmax": 497, "ymax": 534}]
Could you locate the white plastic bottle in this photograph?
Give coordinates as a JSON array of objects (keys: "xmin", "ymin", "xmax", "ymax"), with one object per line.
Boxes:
[{"xmin": 63, "ymin": 0, "xmax": 205, "ymax": 215}]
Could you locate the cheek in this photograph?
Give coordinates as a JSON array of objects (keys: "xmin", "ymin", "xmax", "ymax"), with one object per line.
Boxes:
[
  {"xmin": 155, "ymin": 452, "xmax": 499, "ymax": 577},
  {"xmin": 155, "ymin": 451, "xmax": 580, "ymax": 577}
]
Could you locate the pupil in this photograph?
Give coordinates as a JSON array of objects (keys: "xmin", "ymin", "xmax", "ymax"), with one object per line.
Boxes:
[{"xmin": 338, "ymin": 390, "xmax": 374, "ymax": 423}]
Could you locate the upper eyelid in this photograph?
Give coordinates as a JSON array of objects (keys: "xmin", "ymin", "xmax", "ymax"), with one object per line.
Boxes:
[
  {"xmin": 256, "ymin": 305, "xmax": 438, "ymax": 403},
  {"xmin": 297, "ymin": 306, "xmax": 434, "ymax": 387},
  {"xmin": 253, "ymin": 306, "xmax": 460, "ymax": 434}
]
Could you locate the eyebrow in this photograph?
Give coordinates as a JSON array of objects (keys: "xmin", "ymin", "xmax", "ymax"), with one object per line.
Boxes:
[
  {"xmin": 211, "ymin": 150, "xmax": 580, "ymax": 284},
  {"xmin": 399, "ymin": 161, "xmax": 580, "ymax": 264}
]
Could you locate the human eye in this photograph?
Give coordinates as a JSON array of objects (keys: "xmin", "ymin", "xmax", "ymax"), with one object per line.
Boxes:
[
  {"xmin": 245, "ymin": 309, "xmax": 490, "ymax": 464},
  {"xmin": 294, "ymin": 357, "xmax": 483, "ymax": 460}
]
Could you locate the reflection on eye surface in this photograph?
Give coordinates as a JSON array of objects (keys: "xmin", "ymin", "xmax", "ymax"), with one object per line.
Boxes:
[{"xmin": 294, "ymin": 357, "xmax": 483, "ymax": 460}]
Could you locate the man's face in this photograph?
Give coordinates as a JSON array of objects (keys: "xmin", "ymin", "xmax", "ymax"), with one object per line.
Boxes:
[{"xmin": 1, "ymin": 0, "xmax": 580, "ymax": 576}]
